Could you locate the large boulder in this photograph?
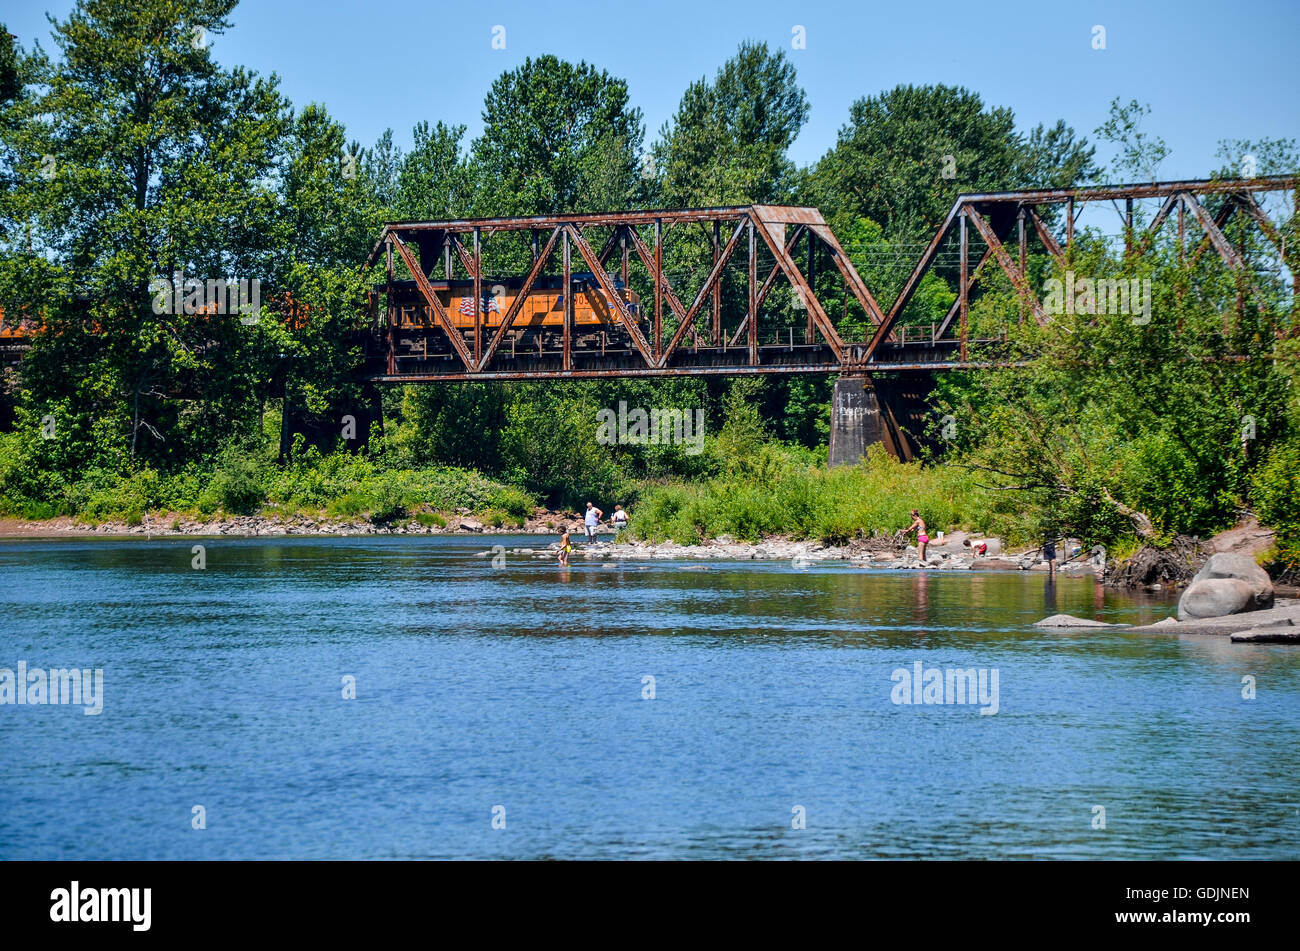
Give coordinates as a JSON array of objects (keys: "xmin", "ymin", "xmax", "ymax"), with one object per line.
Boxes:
[{"xmin": 1177, "ymin": 553, "xmax": 1274, "ymax": 620}]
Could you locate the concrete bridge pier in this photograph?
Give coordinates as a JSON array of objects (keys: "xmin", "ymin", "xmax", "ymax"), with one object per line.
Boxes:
[{"xmin": 828, "ymin": 375, "xmax": 918, "ymax": 466}]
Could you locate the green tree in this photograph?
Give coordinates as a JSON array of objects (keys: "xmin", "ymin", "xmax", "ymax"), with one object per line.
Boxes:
[
  {"xmin": 393, "ymin": 121, "xmax": 474, "ymax": 221},
  {"xmin": 652, "ymin": 41, "xmax": 809, "ymax": 207},
  {"xmin": 471, "ymin": 55, "xmax": 643, "ymax": 217},
  {"xmin": 1094, "ymin": 98, "xmax": 1169, "ymax": 181},
  {"xmin": 811, "ymin": 84, "xmax": 1095, "ymax": 242},
  {"xmin": 2, "ymin": 0, "xmax": 294, "ymax": 472}
]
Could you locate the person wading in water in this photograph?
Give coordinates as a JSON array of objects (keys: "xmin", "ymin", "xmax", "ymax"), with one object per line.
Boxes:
[{"xmin": 558, "ymin": 527, "xmax": 573, "ymax": 567}]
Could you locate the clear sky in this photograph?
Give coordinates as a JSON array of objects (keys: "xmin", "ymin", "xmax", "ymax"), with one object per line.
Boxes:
[{"xmin": 3, "ymin": 0, "xmax": 1297, "ymax": 180}]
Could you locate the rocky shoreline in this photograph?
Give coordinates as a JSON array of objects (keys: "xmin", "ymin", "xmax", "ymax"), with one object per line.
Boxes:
[
  {"xmin": 8, "ymin": 514, "xmax": 1293, "ymax": 593},
  {"xmin": 1035, "ymin": 599, "xmax": 1300, "ymax": 642},
  {"xmin": 0, "ymin": 515, "xmax": 1091, "ymax": 572},
  {"xmin": 482, "ymin": 530, "xmax": 1099, "ymax": 574},
  {"xmin": 0, "ymin": 510, "xmax": 572, "ymax": 538}
]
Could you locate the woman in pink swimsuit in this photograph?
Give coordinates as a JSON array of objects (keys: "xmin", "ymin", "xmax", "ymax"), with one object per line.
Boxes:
[{"xmin": 907, "ymin": 509, "xmax": 929, "ymax": 564}]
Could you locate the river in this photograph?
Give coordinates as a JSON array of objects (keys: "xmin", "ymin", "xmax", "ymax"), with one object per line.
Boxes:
[{"xmin": 2, "ymin": 535, "xmax": 1297, "ymax": 859}]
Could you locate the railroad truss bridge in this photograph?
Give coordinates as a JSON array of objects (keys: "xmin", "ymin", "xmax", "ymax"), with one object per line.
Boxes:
[{"xmin": 358, "ymin": 176, "xmax": 1296, "ymax": 460}]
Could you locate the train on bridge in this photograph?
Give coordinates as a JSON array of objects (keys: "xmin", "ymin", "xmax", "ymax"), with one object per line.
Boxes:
[{"xmin": 386, "ymin": 272, "xmax": 643, "ymax": 355}]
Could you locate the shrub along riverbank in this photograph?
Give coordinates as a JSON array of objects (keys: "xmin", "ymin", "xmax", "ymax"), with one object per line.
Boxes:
[
  {"xmin": 625, "ymin": 444, "xmax": 986, "ymax": 546},
  {"xmin": 2, "ymin": 396, "xmax": 1296, "ymax": 585},
  {"xmin": 0, "ymin": 431, "xmax": 536, "ymax": 529}
]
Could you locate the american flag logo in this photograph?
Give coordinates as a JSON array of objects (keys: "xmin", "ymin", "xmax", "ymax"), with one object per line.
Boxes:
[{"xmin": 458, "ymin": 296, "xmax": 501, "ymax": 315}]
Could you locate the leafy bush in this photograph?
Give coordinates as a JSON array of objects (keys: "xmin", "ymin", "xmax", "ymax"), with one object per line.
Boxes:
[
  {"xmin": 481, "ymin": 507, "xmax": 525, "ymax": 529},
  {"xmin": 198, "ymin": 451, "xmax": 266, "ymax": 515},
  {"xmin": 364, "ymin": 479, "xmax": 406, "ymax": 523},
  {"xmin": 80, "ymin": 469, "xmax": 161, "ymax": 523},
  {"xmin": 1252, "ymin": 437, "xmax": 1300, "ymax": 572},
  {"xmin": 488, "ymin": 485, "xmax": 535, "ymax": 520}
]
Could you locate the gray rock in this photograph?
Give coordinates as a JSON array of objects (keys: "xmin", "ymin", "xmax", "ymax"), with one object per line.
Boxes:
[
  {"xmin": 459, "ymin": 519, "xmax": 485, "ymax": 532},
  {"xmin": 1179, "ymin": 579, "xmax": 1256, "ymax": 619},
  {"xmin": 1229, "ymin": 618, "xmax": 1296, "ymax": 643},
  {"xmin": 1178, "ymin": 553, "xmax": 1274, "ymax": 620},
  {"xmin": 1033, "ymin": 614, "xmax": 1117, "ymax": 628},
  {"xmin": 1193, "ymin": 552, "xmax": 1273, "ymax": 593}
]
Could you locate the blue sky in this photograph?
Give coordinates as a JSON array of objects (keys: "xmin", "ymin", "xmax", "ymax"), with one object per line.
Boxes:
[{"xmin": 4, "ymin": 0, "xmax": 1297, "ymax": 179}]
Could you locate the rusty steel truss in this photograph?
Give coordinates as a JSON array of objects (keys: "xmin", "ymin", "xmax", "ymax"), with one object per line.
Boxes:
[{"xmin": 359, "ymin": 175, "xmax": 1298, "ymax": 383}]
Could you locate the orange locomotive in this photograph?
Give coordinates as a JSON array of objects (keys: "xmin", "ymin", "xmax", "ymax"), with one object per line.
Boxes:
[{"xmin": 388, "ymin": 273, "xmax": 642, "ymax": 334}]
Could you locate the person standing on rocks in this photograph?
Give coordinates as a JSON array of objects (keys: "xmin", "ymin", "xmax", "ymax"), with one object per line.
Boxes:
[
  {"xmin": 611, "ymin": 504, "xmax": 628, "ymax": 534},
  {"xmin": 906, "ymin": 510, "xmax": 929, "ymax": 565},
  {"xmin": 583, "ymin": 502, "xmax": 603, "ymax": 543}
]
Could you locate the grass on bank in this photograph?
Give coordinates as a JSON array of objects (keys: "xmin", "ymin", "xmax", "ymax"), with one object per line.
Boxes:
[{"xmin": 626, "ymin": 443, "xmax": 991, "ymax": 546}]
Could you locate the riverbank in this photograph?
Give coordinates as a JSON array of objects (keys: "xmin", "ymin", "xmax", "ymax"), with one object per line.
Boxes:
[
  {"xmin": 492, "ymin": 532, "xmax": 1296, "ymax": 594},
  {"xmin": 9, "ymin": 512, "xmax": 1297, "ymax": 594},
  {"xmin": 0, "ymin": 513, "xmax": 1091, "ymax": 573},
  {"xmin": 0, "ymin": 509, "xmax": 572, "ymax": 538},
  {"xmin": 482, "ymin": 530, "xmax": 1099, "ymax": 573}
]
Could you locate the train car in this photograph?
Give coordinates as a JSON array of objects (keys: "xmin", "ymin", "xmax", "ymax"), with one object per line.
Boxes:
[
  {"xmin": 0, "ymin": 304, "xmax": 39, "ymax": 354},
  {"xmin": 388, "ymin": 272, "xmax": 642, "ymax": 335}
]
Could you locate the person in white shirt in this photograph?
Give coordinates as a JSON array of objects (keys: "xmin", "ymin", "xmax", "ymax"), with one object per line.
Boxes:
[
  {"xmin": 583, "ymin": 502, "xmax": 603, "ymax": 542},
  {"xmin": 611, "ymin": 504, "xmax": 628, "ymax": 534}
]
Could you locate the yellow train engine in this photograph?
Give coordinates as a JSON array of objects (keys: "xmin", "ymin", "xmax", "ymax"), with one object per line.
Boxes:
[{"xmin": 385, "ymin": 273, "xmax": 643, "ymax": 357}]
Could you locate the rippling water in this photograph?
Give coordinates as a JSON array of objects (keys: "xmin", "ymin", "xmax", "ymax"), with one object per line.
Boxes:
[{"xmin": 1, "ymin": 535, "xmax": 1297, "ymax": 859}]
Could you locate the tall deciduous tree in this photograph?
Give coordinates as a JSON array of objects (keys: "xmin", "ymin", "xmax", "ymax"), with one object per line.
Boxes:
[
  {"xmin": 811, "ymin": 84, "xmax": 1095, "ymax": 242},
  {"xmin": 652, "ymin": 41, "xmax": 809, "ymax": 208},
  {"xmin": 393, "ymin": 121, "xmax": 473, "ymax": 221},
  {"xmin": 471, "ymin": 55, "xmax": 643, "ymax": 217},
  {"xmin": 2, "ymin": 0, "xmax": 293, "ymax": 468}
]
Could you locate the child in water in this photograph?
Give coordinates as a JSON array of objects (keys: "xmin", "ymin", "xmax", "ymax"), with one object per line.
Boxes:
[{"xmin": 558, "ymin": 527, "xmax": 572, "ymax": 567}]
